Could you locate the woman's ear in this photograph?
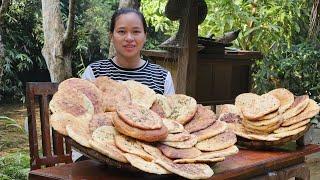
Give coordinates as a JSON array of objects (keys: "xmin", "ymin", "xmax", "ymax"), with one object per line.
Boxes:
[{"xmin": 109, "ymin": 32, "xmax": 113, "ymax": 42}]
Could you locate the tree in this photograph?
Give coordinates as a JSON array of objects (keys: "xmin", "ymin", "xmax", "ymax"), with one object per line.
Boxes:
[
  {"xmin": 0, "ymin": 0, "xmax": 10, "ymax": 84},
  {"xmin": 108, "ymin": 0, "xmax": 140, "ymax": 58},
  {"xmin": 308, "ymin": 0, "xmax": 320, "ymax": 45},
  {"xmin": 41, "ymin": 0, "xmax": 76, "ymax": 82}
]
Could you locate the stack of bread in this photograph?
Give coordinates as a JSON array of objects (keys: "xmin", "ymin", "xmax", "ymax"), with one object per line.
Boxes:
[
  {"xmin": 49, "ymin": 77, "xmax": 239, "ymax": 179},
  {"xmin": 219, "ymin": 88, "xmax": 320, "ymax": 142}
]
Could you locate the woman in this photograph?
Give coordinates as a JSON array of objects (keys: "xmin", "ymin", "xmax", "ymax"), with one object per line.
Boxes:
[{"xmin": 82, "ymin": 8, "xmax": 175, "ymax": 95}]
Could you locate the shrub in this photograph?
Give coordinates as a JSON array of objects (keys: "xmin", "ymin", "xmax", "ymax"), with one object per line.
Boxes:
[{"xmin": 0, "ymin": 152, "xmax": 30, "ymax": 180}]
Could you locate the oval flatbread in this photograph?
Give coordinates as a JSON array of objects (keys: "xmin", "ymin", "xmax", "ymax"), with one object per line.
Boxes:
[
  {"xmin": 274, "ymin": 119, "xmax": 310, "ymax": 133},
  {"xmin": 94, "ymin": 76, "xmax": 131, "ymax": 112},
  {"xmin": 162, "ymin": 131, "xmax": 191, "ymax": 142},
  {"xmin": 150, "ymin": 94, "xmax": 172, "ymax": 118},
  {"xmin": 218, "ymin": 113, "xmax": 242, "ymax": 124},
  {"xmin": 242, "ymin": 94, "xmax": 280, "ymax": 120},
  {"xmin": 243, "ymin": 114, "xmax": 282, "ymax": 127},
  {"xmin": 122, "ymin": 80, "xmax": 156, "ymax": 109},
  {"xmin": 198, "ymin": 145, "xmax": 239, "ymax": 159},
  {"xmin": 117, "ymin": 104, "xmax": 163, "ymax": 130},
  {"xmin": 58, "ymin": 78, "xmax": 105, "ymax": 113},
  {"xmin": 192, "ymin": 120, "xmax": 227, "ymax": 142},
  {"xmin": 112, "ymin": 114, "xmax": 168, "ymax": 142},
  {"xmin": 228, "ymin": 123, "xmax": 280, "ymax": 141},
  {"xmin": 162, "ymin": 118, "xmax": 184, "ymax": 134},
  {"xmin": 268, "ymin": 88, "xmax": 294, "ymax": 113},
  {"xmin": 235, "ymin": 93, "xmax": 260, "ymax": 110},
  {"xmin": 167, "ymin": 94, "xmax": 197, "ymax": 125},
  {"xmin": 140, "ymin": 143, "xmax": 214, "ymax": 179},
  {"xmin": 271, "ymin": 125, "xmax": 307, "ymax": 139},
  {"xmin": 92, "ymin": 125, "xmax": 118, "ymax": 145},
  {"xmin": 184, "ymin": 104, "xmax": 216, "ymax": 133},
  {"xmin": 123, "ymin": 153, "xmax": 170, "ymax": 175},
  {"xmin": 196, "ymin": 131, "xmax": 237, "ymax": 151},
  {"xmin": 157, "ymin": 144, "xmax": 202, "ymax": 159},
  {"xmin": 49, "ymin": 88, "xmax": 94, "ymax": 121},
  {"xmin": 66, "ymin": 124, "xmax": 91, "ymax": 148},
  {"xmin": 114, "ymin": 134, "xmax": 154, "ymax": 161},
  {"xmin": 216, "ymin": 104, "xmax": 243, "ymax": 119},
  {"xmin": 50, "ymin": 112, "xmax": 80, "ymax": 136},
  {"xmin": 282, "ymin": 95, "xmax": 309, "ymax": 120},
  {"xmin": 282, "ymin": 99, "xmax": 319, "ymax": 126},
  {"xmin": 89, "ymin": 112, "xmax": 114, "ymax": 133},
  {"xmin": 162, "ymin": 134, "xmax": 197, "ymax": 149},
  {"xmin": 89, "ymin": 140, "xmax": 128, "ymax": 163}
]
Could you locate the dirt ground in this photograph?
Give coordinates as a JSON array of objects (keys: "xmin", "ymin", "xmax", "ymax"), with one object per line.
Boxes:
[{"xmin": 0, "ymin": 102, "xmax": 319, "ymax": 178}]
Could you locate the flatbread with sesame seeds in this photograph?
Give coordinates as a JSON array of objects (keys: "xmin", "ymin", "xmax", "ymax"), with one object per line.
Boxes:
[
  {"xmin": 167, "ymin": 94, "xmax": 197, "ymax": 125},
  {"xmin": 114, "ymin": 134, "xmax": 154, "ymax": 161},
  {"xmin": 271, "ymin": 125, "xmax": 307, "ymax": 138},
  {"xmin": 117, "ymin": 104, "xmax": 163, "ymax": 130},
  {"xmin": 91, "ymin": 125, "xmax": 118, "ymax": 145},
  {"xmin": 162, "ymin": 131, "xmax": 191, "ymax": 142},
  {"xmin": 123, "ymin": 153, "xmax": 171, "ymax": 175},
  {"xmin": 162, "ymin": 118, "xmax": 184, "ymax": 134},
  {"xmin": 274, "ymin": 119, "xmax": 310, "ymax": 133},
  {"xmin": 192, "ymin": 120, "xmax": 227, "ymax": 142},
  {"xmin": 150, "ymin": 94, "xmax": 172, "ymax": 118},
  {"xmin": 198, "ymin": 145, "xmax": 239, "ymax": 159},
  {"xmin": 162, "ymin": 134, "xmax": 197, "ymax": 149},
  {"xmin": 173, "ymin": 157, "xmax": 225, "ymax": 164},
  {"xmin": 89, "ymin": 139, "xmax": 128, "ymax": 163},
  {"xmin": 157, "ymin": 144, "xmax": 202, "ymax": 159},
  {"xmin": 268, "ymin": 88, "xmax": 294, "ymax": 113},
  {"xmin": 66, "ymin": 124, "xmax": 91, "ymax": 148},
  {"xmin": 94, "ymin": 76, "xmax": 131, "ymax": 112},
  {"xmin": 122, "ymin": 80, "xmax": 156, "ymax": 109}
]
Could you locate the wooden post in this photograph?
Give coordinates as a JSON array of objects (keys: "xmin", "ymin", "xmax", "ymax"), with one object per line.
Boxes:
[{"xmin": 175, "ymin": 0, "xmax": 198, "ymax": 97}]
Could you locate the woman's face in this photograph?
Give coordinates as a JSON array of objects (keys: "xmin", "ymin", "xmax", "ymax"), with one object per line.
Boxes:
[{"xmin": 111, "ymin": 12, "xmax": 146, "ymax": 60}]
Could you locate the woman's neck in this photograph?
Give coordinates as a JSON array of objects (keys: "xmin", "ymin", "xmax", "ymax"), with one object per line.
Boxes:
[{"xmin": 113, "ymin": 56, "xmax": 145, "ymax": 69}]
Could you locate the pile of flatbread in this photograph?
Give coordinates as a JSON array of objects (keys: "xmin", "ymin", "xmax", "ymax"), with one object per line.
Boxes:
[
  {"xmin": 219, "ymin": 88, "xmax": 320, "ymax": 142},
  {"xmin": 49, "ymin": 77, "xmax": 239, "ymax": 179}
]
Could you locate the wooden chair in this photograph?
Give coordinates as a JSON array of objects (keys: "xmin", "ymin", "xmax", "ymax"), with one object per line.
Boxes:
[{"xmin": 26, "ymin": 82, "xmax": 72, "ymax": 170}]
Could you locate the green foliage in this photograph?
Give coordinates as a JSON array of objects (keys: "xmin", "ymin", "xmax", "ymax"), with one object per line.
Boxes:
[
  {"xmin": 252, "ymin": 42, "xmax": 320, "ymax": 103},
  {"xmin": 0, "ymin": 152, "xmax": 30, "ymax": 180},
  {"xmin": 0, "ymin": 116, "xmax": 23, "ymax": 131},
  {"xmin": 1, "ymin": 0, "xmax": 45, "ymax": 102}
]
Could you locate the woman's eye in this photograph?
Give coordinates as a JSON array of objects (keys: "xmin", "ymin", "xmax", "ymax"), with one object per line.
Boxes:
[
  {"xmin": 118, "ymin": 30, "xmax": 125, "ymax": 34},
  {"xmin": 133, "ymin": 31, "xmax": 141, "ymax": 34}
]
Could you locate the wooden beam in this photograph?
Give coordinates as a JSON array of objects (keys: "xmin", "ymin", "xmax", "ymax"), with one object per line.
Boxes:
[{"xmin": 176, "ymin": 0, "xmax": 198, "ymax": 97}]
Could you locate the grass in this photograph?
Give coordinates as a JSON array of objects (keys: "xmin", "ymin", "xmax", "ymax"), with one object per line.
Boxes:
[{"xmin": 0, "ymin": 151, "xmax": 30, "ymax": 180}]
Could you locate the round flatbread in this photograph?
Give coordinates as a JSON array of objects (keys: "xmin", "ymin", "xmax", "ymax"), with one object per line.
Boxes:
[
  {"xmin": 228, "ymin": 123, "xmax": 280, "ymax": 141},
  {"xmin": 140, "ymin": 143, "xmax": 214, "ymax": 179},
  {"xmin": 162, "ymin": 131, "xmax": 191, "ymax": 142},
  {"xmin": 282, "ymin": 95, "xmax": 309, "ymax": 120},
  {"xmin": 112, "ymin": 114, "xmax": 168, "ymax": 142},
  {"xmin": 275, "ymin": 119, "xmax": 310, "ymax": 133},
  {"xmin": 122, "ymin": 80, "xmax": 156, "ymax": 109},
  {"xmin": 123, "ymin": 153, "xmax": 170, "ymax": 174},
  {"xmin": 235, "ymin": 93, "xmax": 260, "ymax": 110},
  {"xmin": 49, "ymin": 88, "xmax": 94, "ymax": 122},
  {"xmin": 242, "ymin": 93, "xmax": 280, "ymax": 120},
  {"xmin": 192, "ymin": 120, "xmax": 227, "ymax": 142},
  {"xmin": 243, "ymin": 121, "xmax": 282, "ymax": 134},
  {"xmin": 114, "ymin": 134, "xmax": 154, "ymax": 161},
  {"xmin": 162, "ymin": 118, "xmax": 184, "ymax": 134},
  {"xmin": 157, "ymin": 144, "xmax": 202, "ymax": 159},
  {"xmin": 50, "ymin": 112, "xmax": 80, "ymax": 136},
  {"xmin": 58, "ymin": 78, "xmax": 105, "ymax": 113},
  {"xmin": 196, "ymin": 131, "xmax": 237, "ymax": 151},
  {"xmin": 162, "ymin": 134, "xmax": 197, "ymax": 149},
  {"xmin": 66, "ymin": 124, "xmax": 91, "ymax": 148},
  {"xmin": 173, "ymin": 157, "xmax": 225, "ymax": 164},
  {"xmin": 271, "ymin": 125, "xmax": 307, "ymax": 139},
  {"xmin": 257, "ymin": 111, "xmax": 279, "ymax": 120},
  {"xmin": 117, "ymin": 104, "xmax": 163, "ymax": 130},
  {"xmin": 150, "ymin": 94, "xmax": 172, "ymax": 118},
  {"xmin": 282, "ymin": 99, "xmax": 319, "ymax": 126},
  {"xmin": 243, "ymin": 114, "xmax": 282, "ymax": 127},
  {"xmin": 89, "ymin": 112, "xmax": 114, "ymax": 133},
  {"xmin": 167, "ymin": 94, "xmax": 197, "ymax": 125},
  {"xmin": 198, "ymin": 145, "xmax": 239, "ymax": 159},
  {"xmin": 89, "ymin": 140, "xmax": 128, "ymax": 163},
  {"xmin": 91, "ymin": 125, "xmax": 118, "ymax": 145},
  {"xmin": 94, "ymin": 76, "xmax": 131, "ymax": 112},
  {"xmin": 268, "ymin": 88, "xmax": 294, "ymax": 113},
  {"xmin": 216, "ymin": 104, "xmax": 243, "ymax": 119},
  {"xmin": 184, "ymin": 104, "xmax": 216, "ymax": 133}
]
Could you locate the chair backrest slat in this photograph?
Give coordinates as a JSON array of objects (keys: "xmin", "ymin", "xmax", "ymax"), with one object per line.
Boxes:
[{"xmin": 26, "ymin": 82, "xmax": 72, "ymax": 170}]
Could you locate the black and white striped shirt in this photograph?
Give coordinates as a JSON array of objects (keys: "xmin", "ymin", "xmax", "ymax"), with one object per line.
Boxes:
[{"xmin": 81, "ymin": 59, "xmax": 175, "ymax": 95}]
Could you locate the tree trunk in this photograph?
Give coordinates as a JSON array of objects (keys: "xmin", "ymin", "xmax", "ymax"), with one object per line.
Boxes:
[
  {"xmin": 41, "ymin": 0, "xmax": 75, "ymax": 82},
  {"xmin": 308, "ymin": 0, "xmax": 320, "ymax": 44},
  {"xmin": 108, "ymin": 0, "xmax": 140, "ymax": 58},
  {"xmin": 0, "ymin": 0, "xmax": 10, "ymax": 84}
]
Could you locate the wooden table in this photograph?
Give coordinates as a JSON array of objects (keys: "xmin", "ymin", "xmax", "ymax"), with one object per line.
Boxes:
[{"xmin": 29, "ymin": 144, "xmax": 320, "ymax": 180}]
